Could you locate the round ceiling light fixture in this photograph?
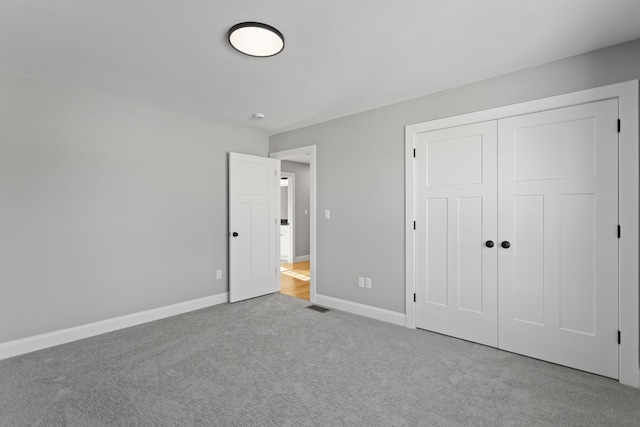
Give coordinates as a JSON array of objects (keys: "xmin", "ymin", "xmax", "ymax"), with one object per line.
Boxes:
[{"xmin": 228, "ymin": 22, "xmax": 285, "ymax": 57}]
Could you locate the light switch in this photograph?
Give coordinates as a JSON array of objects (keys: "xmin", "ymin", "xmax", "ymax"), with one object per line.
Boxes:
[
  {"xmin": 325, "ymin": 209, "xmax": 331, "ymax": 219},
  {"xmin": 365, "ymin": 277, "xmax": 372, "ymax": 289},
  {"xmin": 358, "ymin": 276, "xmax": 365, "ymax": 288}
]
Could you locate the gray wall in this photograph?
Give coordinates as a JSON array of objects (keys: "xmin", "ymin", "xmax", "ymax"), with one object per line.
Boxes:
[
  {"xmin": 0, "ymin": 71, "xmax": 268, "ymax": 343},
  {"xmin": 281, "ymin": 161, "xmax": 310, "ymax": 258},
  {"xmin": 269, "ymin": 38, "xmax": 640, "ymax": 315},
  {"xmin": 280, "ymin": 184, "xmax": 289, "ymax": 220}
]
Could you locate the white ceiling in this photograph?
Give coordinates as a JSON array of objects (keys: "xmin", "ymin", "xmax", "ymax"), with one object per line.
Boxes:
[{"xmin": 1, "ymin": 1, "xmax": 639, "ymax": 135}]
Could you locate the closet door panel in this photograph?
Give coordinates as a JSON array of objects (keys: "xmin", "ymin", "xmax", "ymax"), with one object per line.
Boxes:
[
  {"xmin": 498, "ymin": 99, "xmax": 619, "ymax": 379},
  {"xmin": 415, "ymin": 121, "xmax": 498, "ymax": 347}
]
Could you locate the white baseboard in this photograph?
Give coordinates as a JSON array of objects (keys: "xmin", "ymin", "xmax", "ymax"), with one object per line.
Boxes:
[
  {"xmin": 315, "ymin": 294, "xmax": 405, "ymax": 326},
  {"xmin": 0, "ymin": 293, "xmax": 228, "ymax": 361},
  {"xmin": 294, "ymin": 255, "xmax": 310, "ymax": 263}
]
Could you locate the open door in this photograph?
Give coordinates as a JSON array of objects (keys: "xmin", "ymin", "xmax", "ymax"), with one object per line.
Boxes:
[{"xmin": 229, "ymin": 152, "xmax": 279, "ymax": 303}]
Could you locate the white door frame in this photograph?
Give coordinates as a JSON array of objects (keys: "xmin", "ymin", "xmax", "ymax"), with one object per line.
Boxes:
[
  {"xmin": 270, "ymin": 145, "xmax": 317, "ymax": 304},
  {"xmin": 405, "ymin": 80, "xmax": 639, "ymax": 388},
  {"xmin": 280, "ymin": 171, "xmax": 295, "ymax": 263}
]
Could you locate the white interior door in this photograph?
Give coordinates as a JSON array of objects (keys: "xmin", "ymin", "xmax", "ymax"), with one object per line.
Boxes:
[
  {"xmin": 414, "ymin": 121, "xmax": 498, "ymax": 347},
  {"xmin": 497, "ymin": 99, "xmax": 619, "ymax": 378},
  {"xmin": 229, "ymin": 152, "xmax": 279, "ymax": 303}
]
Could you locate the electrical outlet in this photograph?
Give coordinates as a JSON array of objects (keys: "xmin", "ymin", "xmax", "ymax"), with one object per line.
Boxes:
[
  {"xmin": 365, "ymin": 277, "xmax": 372, "ymax": 289},
  {"xmin": 216, "ymin": 270, "xmax": 222, "ymax": 280},
  {"xmin": 358, "ymin": 276, "xmax": 365, "ymax": 288}
]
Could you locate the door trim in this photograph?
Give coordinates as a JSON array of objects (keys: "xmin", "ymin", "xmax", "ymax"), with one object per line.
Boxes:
[
  {"xmin": 405, "ymin": 80, "xmax": 639, "ymax": 388},
  {"xmin": 270, "ymin": 145, "xmax": 317, "ymax": 304}
]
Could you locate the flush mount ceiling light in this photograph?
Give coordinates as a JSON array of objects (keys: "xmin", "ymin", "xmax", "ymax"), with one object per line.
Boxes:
[{"xmin": 228, "ymin": 22, "xmax": 284, "ymax": 57}]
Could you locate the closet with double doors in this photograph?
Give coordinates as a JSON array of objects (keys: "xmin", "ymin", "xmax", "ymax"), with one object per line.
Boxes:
[{"xmin": 406, "ymin": 81, "xmax": 640, "ymax": 385}]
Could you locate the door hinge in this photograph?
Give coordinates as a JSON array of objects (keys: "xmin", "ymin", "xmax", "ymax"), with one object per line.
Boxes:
[
  {"xmin": 413, "ymin": 221, "xmax": 416, "ymax": 230},
  {"xmin": 414, "ymin": 293, "xmax": 416, "ymax": 302},
  {"xmin": 618, "ymin": 119, "xmax": 621, "ymax": 133},
  {"xmin": 618, "ymin": 225, "xmax": 621, "ymax": 238},
  {"xmin": 618, "ymin": 330, "xmax": 621, "ymax": 345},
  {"xmin": 413, "ymin": 148, "xmax": 416, "ymax": 158}
]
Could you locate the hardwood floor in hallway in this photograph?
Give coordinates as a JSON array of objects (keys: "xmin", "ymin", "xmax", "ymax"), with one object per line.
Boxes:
[{"xmin": 280, "ymin": 261, "xmax": 310, "ymax": 301}]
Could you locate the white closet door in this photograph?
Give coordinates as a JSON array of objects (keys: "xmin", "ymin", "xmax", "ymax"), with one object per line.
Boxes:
[
  {"xmin": 498, "ymin": 99, "xmax": 619, "ymax": 378},
  {"xmin": 415, "ymin": 121, "xmax": 498, "ymax": 347}
]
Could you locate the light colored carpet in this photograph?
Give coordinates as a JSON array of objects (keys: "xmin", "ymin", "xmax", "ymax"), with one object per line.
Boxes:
[{"xmin": 1, "ymin": 294, "xmax": 639, "ymax": 426}]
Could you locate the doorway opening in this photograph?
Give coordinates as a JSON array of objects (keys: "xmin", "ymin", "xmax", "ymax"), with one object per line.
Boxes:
[{"xmin": 270, "ymin": 145, "xmax": 317, "ymax": 303}]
